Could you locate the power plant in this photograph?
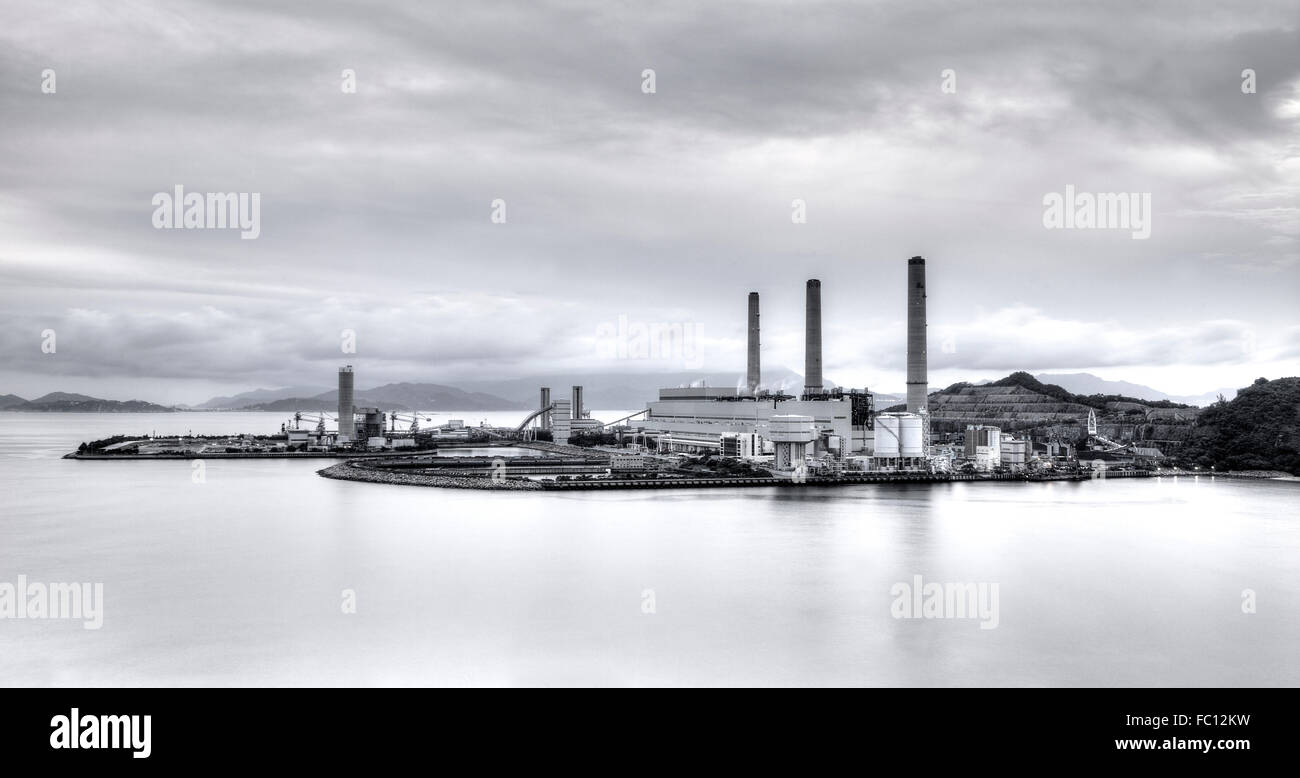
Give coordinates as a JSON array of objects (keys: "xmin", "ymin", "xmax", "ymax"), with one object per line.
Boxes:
[
  {"xmin": 618, "ymin": 257, "xmax": 933, "ymax": 476},
  {"xmin": 320, "ymin": 257, "xmax": 934, "ymax": 477},
  {"xmin": 84, "ymin": 252, "xmax": 1123, "ymax": 486}
]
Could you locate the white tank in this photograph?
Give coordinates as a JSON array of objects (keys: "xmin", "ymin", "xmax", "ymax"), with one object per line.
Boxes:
[
  {"xmin": 874, "ymin": 414, "xmax": 901, "ymax": 458},
  {"xmin": 900, "ymin": 414, "xmax": 924, "ymax": 457}
]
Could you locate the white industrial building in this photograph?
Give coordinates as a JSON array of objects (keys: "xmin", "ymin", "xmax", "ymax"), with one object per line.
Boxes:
[{"xmin": 1000, "ymin": 437, "xmax": 1028, "ymax": 472}]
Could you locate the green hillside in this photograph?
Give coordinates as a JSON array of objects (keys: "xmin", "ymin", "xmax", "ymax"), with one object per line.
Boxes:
[{"xmin": 1180, "ymin": 377, "xmax": 1300, "ymax": 474}]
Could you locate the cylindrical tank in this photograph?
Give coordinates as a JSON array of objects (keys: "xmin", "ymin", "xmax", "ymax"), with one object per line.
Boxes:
[
  {"xmin": 874, "ymin": 414, "xmax": 901, "ymax": 458},
  {"xmin": 900, "ymin": 414, "xmax": 923, "ymax": 457}
]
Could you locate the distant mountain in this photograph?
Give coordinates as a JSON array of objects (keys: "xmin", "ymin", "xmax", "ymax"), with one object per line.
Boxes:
[
  {"xmin": 9, "ymin": 393, "xmax": 175, "ymax": 413},
  {"xmin": 209, "ymin": 369, "xmax": 899, "ymax": 412},
  {"xmin": 0, "ymin": 394, "xmax": 29, "ymax": 410},
  {"xmin": 196, "ymin": 385, "xmax": 330, "ymax": 410},
  {"xmin": 1035, "ymin": 372, "xmax": 1235, "ymax": 408},
  {"xmin": 238, "ymin": 396, "xmax": 409, "ymax": 412},
  {"xmin": 451, "ymin": 367, "xmax": 895, "ymax": 409},
  {"xmin": 311, "ymin": 383, "xmax": 525, "ymax": 411},
  {"xmin": 30, "ymin": 392, "xmax": 100, "ymax": 403},
  {"xmin": 1181, "ymin": 377, "xmax": 1300, "ymax": 474}
]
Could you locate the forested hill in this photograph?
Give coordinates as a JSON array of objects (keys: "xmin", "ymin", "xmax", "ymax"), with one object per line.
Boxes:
[{"xmin": 1181, "ymin": 377, "xmax": 1300, "ymax": 475}]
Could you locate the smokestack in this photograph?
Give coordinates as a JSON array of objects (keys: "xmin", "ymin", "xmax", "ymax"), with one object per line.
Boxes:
[
  {"xmin": 746, "ymin": 292, "xmax": 761, "ymax": 394},
  {"xmin": 337, "ymin": 365, "xmax": 355, "ymax": 442},
  {"xmin": 571, "ymin": 385, "xmax": 584, "ymax": 420},
  {"xmin": 805, "ymin": 279, "xmax": 822, "ymax": 394},
  {"xmin": 540, "ymin": 387, "xmax": 551, "ymax": 430},
  {"xmin": 906, "ymin": 257, "xmax": 927, "ymax": 413}
]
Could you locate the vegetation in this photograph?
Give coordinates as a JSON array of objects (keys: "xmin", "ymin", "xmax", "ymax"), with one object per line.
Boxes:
[
  {"xmin": 676, "ymin": 454, "xmax": 764, "ymax": 477},
  {"xmin": 568, "ymin": 431, "xmax": 619, "ymax": 447},
  {"xmin": 1180, "ymin": 377, "xmax": 1300, "ymax": 474}
]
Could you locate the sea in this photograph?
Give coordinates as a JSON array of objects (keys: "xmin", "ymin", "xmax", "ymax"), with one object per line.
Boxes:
[{"xmin": 1, "ymin": 411, "xmax": 1296, "ymax": 687}]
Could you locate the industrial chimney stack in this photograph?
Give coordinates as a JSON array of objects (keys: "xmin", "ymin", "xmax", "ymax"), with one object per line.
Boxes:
[
  {"xmin": 746, "ymin": 292, "xmax": 761, "ymax": 395},
  {"xmin": 337, "ymin": 365, "xmax": 355, "ymax": 442},
  {"xmin": 906, "ymin": 257, "xmax": 928, "ymax": 413},
  {"xmin": 571, "ymin": 385, "xmax": 584, "ymax": 420},
  {"xmin": 805, "ymin": 279, "xmax": 823, "ymax": 394}
]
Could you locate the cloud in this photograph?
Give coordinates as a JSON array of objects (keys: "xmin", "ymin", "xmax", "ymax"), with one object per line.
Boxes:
[{"xmin": 1, "ymin": 0, "xmax": 1297, "ymax": 400}]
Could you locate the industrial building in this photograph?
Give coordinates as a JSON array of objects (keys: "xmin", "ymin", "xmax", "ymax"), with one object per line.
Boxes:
[
  {"xmin": 964, "ymin": 425, "xmax": 1002, "ymax": 471},
  {"xmin": 1000, "ymin": 437, "xmax": 1029, "ymax": 473}
]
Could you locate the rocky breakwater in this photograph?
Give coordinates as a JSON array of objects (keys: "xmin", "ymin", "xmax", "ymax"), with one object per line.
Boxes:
[{"xmin": 317, "ymin": 461, "xmax": 544, "ymax": 490}]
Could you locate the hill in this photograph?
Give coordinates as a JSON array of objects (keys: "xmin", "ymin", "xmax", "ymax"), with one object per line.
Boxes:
[
  {"xmin": 918, "ymin": 371, "xmax": 1199, "ymax": 442},
  {"xmin": 196, "ymin": 386, "xmax": 330, "ymax": 409},
  {"xmin": 0, "ymin": 394, "xmax": 29, "ymax": 410},
  {"xmin": 11, "ymin": 393, "xmax": 175, "ymax": 412},
  {"xmin": 1035, "ymin": 372, "xmax": 1236, "ymax": 407},
  {"xmin": 1180, "ymin": 377, "xmax": 1300, "ymax": 474},
  {"xmin": 310, "ymin": 383, "xmax": 525, "ymax": 411},
  {"xmin": 239, "ymin": 395, "xmax": 410, "ymax": 412}
]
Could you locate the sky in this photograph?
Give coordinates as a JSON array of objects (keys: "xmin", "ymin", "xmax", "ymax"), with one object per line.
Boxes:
[{"xmin": 1, "ymin": 0, "xmax": 1298, "ymax": 404}]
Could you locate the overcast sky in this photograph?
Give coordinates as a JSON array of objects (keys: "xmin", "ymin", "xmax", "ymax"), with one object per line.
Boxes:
[{"xmin": 1, "ymin": 0, "xmax": 1297, "ymax": 404}]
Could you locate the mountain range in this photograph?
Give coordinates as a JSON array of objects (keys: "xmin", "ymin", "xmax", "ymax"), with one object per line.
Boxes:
[
  {"xmin": 1032, "ymin": 373, "xmax": 1236, "ymax": 408},
  {"xmin": 0, "ymin": 392, "xmax": 175, "ymax": 412},
  {"xmin": 3, "ymin": 371, "xmax": 1235, "ymax": 413}
]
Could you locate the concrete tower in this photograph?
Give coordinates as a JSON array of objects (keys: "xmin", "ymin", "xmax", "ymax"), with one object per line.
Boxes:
[
  {"xmin": 746, "ymin": 292, "xmax": 761, "ymax": 394},
  {"xmin": 337, "ymin": 365, "xmax": 355, "ymax": 443},
  {"xmin": 906, "ymin": 257, "xmax": 928, "ymax": 413},
  {"xmin": 540, "ymin": 387, "xmax": 552, "ymax": 430},
  {"xmin": 805, "ymin": 279, "xmax": 823, "ymax": 394},
  {"xmin": 571, "ymin": 385, "xmax": 584, "ymax": 420}
]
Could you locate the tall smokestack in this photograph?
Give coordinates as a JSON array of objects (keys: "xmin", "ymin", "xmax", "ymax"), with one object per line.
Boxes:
[
  {"xmin": 540, "ymin": 387, "xmax": 552, "ymax": 430},
  {"xmin": 337, "ymin": 365, "xmax": 355, "ymax": 442},
  {"xmin": 571, "ymin": 385, "xmax": 584, "ymax": 420},
  {"xmin": 805, "ymin": 279, "xmax": 822, "ymax": 394},
  {"xmin": 746, "ymin": 292, "xmax": 761, "ymax": 394},
  {"xmin": 906, "ymin": 257, "xmax": 928, "ymax": 413}
]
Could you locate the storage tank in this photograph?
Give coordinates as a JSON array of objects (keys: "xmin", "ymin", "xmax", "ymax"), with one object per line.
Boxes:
[
  {"xmin": 900, "ymin": 414, "xmax": 924, "ymax": 457},
  {"xmin": 874, "ymin": 414, "xmax": 901, "ymax": 458}
]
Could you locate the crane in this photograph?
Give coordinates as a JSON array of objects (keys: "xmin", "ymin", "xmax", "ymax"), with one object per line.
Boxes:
[
  {"xmin": 388, "ymin": 412, "xmax": 435, "ymax": 433},
  {"xmin": 287, "ymin": 411, "xmax": 332, "ymax": 436}
]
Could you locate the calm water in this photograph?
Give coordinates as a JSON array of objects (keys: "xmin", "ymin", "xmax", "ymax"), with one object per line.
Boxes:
[{"xmin": 1, "ymin": 412, "xmax": 1297, "ymax": 687}]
